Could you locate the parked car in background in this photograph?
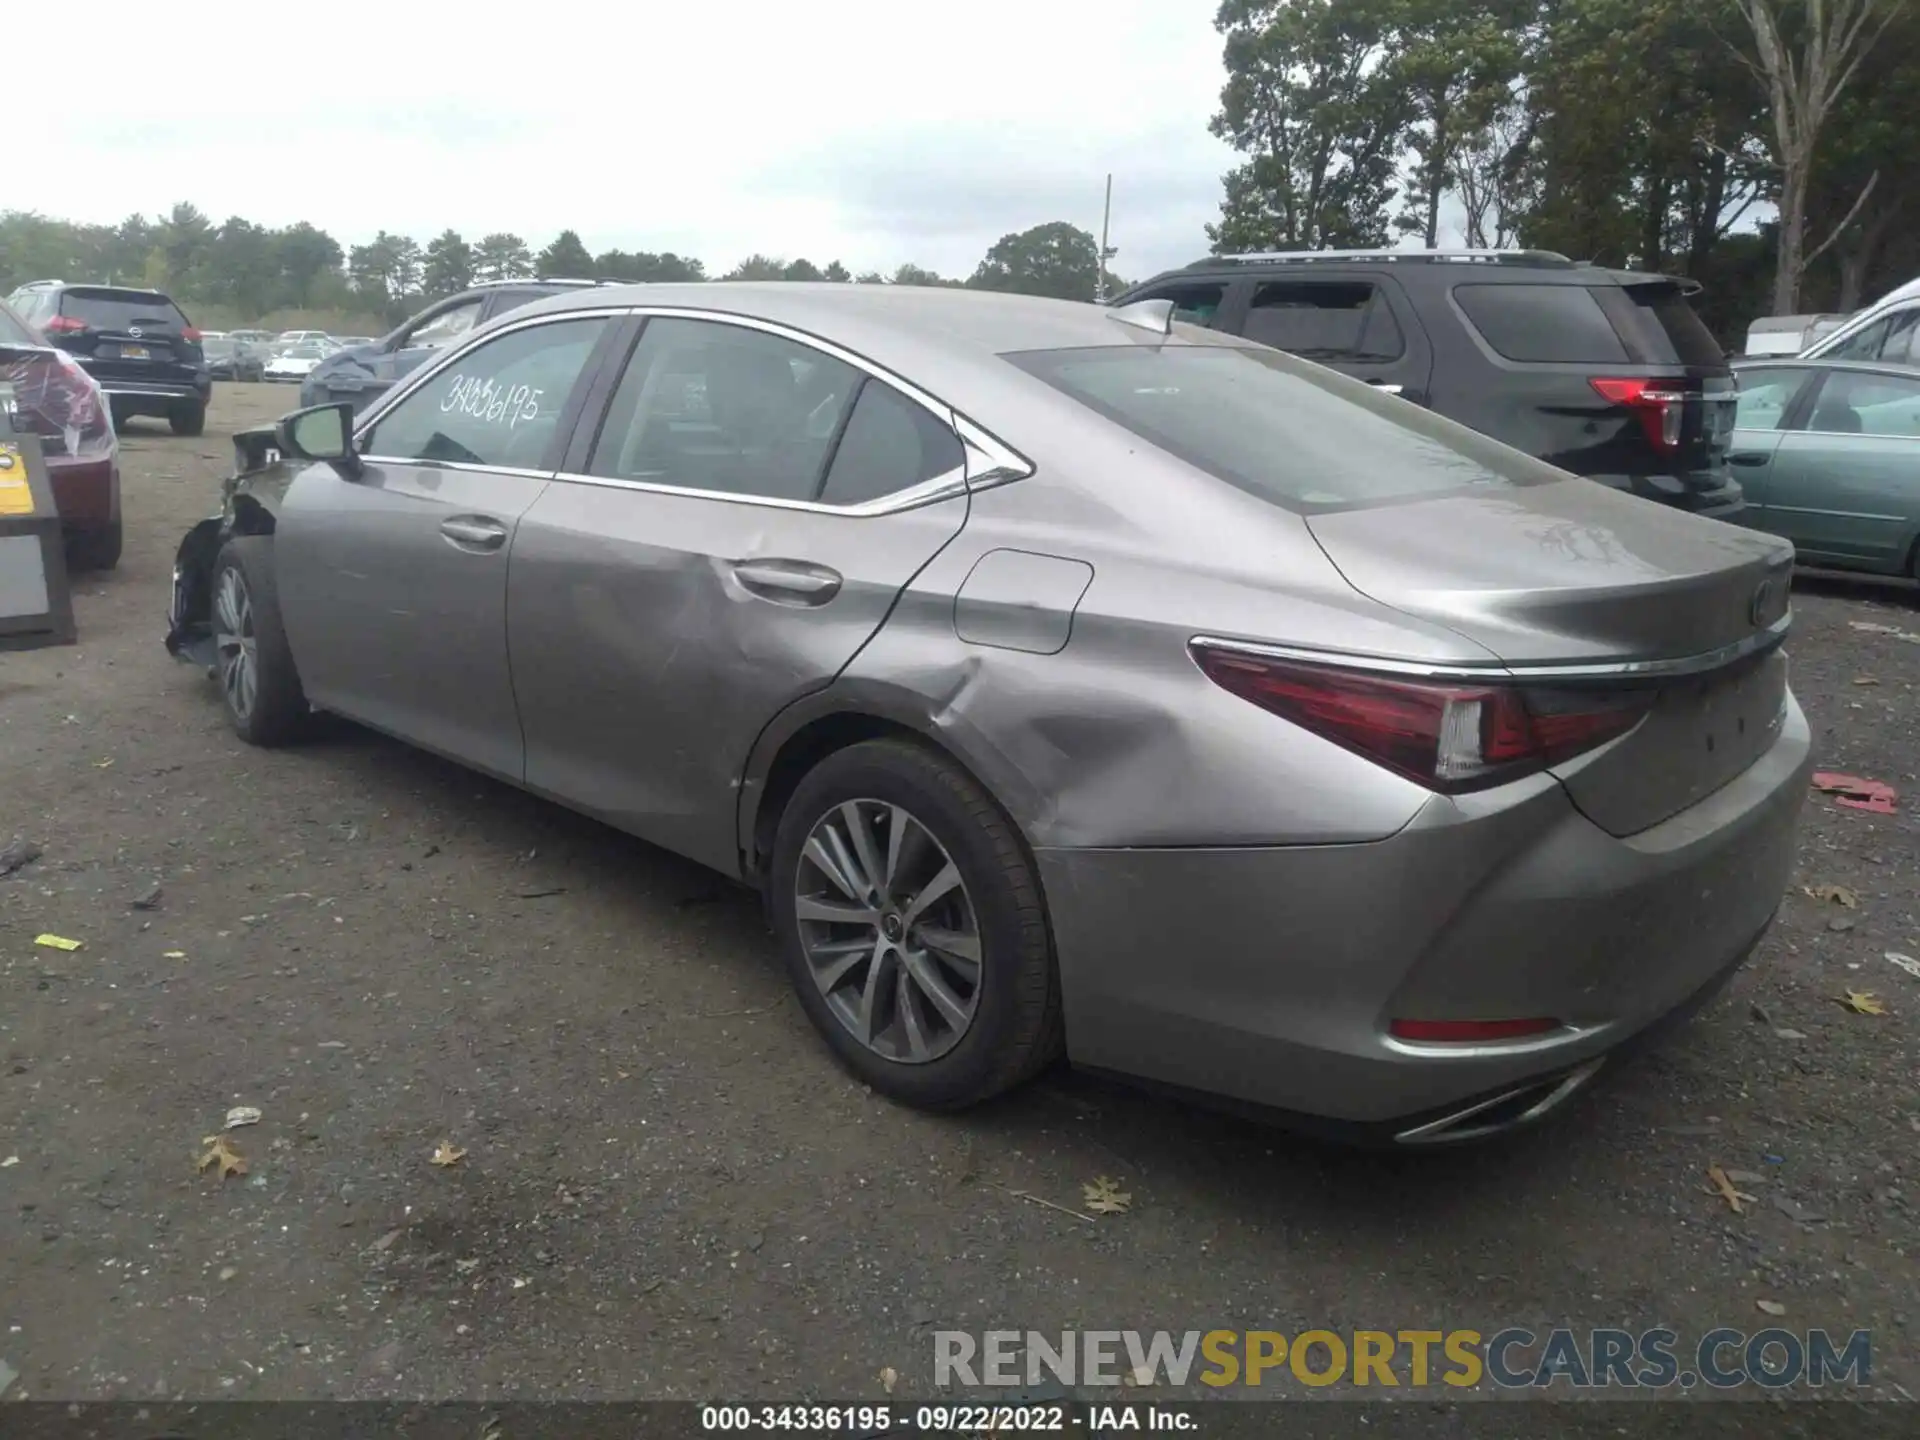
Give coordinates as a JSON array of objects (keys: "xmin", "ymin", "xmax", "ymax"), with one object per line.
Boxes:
[
  {"xmin": 204, "ymin": 336, "xmax": 267, "ymax": 382},
  {"xmin": 1799, "ymin": 276, "xmax": 1920, "ymax": 363},
  {"xmin": 1730, "ymin": 357, "xmax": 1920, "ymax": 580},
  {"xmin": 5, "ymin": 281, "xmax": 212, "ymax": 435},
  {"xmin": 275, "ymin": 329, "xmax": 331, "ymax": 347},
  {"xmin": 333, "ymin": 336, "xmax": 377, "ymax": 349},
  {"xmin": 166, "ymin": 284, "xmax": 1807, "ymax": 1138},
  {"xmin": 1742, "ymin": 314, "xmax": 1849, "ymax": 358},
  {"xmin": 1, "ymin": 294, "xmax": 122, "ymax": 569},
  {"xmin": 229, "ymin": 328, "xmax": 276, "ymax": 347},
  {"xmin": 264, "ymin": 344, "xmax": 329, "ymax": 382},
  {"xmin": 300, "ymin": 279, "xmax": 607, "ymax": 412},
  {"xmin": 1114, "ymin": 249, "xmax": 1744, "ymax": 519}
]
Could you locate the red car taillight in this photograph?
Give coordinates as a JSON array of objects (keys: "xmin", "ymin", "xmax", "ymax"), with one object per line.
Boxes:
[
  {"xmin": 181, "ymin": 326, "xmax": 203, "ymax": 341},
  {"xmin": 1589, "ymin": 377, "xmax": 1685, "ymax": 452},
  {"xmin": 0, "ymin": 350, "xmax": 113, "ymax": 456},
  {"xmin": 1191, "ymin": 646, "xmax": 1651, "ymax": 793},
  {"xmin": 41, "ymin": 315, "xmax": 86, "ymax": 334}
]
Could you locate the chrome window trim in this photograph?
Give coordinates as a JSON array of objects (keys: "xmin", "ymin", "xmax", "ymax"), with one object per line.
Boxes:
[
  {"xmin": 354, "ymin": 303, "xmax": 1034, "ymax": 514},
  {"xmin": 1190, "ymin": 612, "xmax": 1792, "ymax": 683}
]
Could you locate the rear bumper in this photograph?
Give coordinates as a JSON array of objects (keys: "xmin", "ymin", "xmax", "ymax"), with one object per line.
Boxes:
[
  {"xmin": 1037, "ymin": 694, "xmax": 1811, "ymax": 1131},
  {"xmin": 97, "ymin": 375, "xmax": 211, "ymax": 414},
  {"xmin": 46, "ymin": 454, "xmax": 120, "ymax": 528}
]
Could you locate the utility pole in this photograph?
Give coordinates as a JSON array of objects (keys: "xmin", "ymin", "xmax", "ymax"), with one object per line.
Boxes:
[{"xmin": 1096, "ymin": 173, "xmax": 1115, "ymax": 303}]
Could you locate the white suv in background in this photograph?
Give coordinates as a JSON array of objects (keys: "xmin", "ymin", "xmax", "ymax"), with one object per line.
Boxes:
[{"xmin": 1801, "ymin": 275, "xmax": 1920, "ymax": 362}]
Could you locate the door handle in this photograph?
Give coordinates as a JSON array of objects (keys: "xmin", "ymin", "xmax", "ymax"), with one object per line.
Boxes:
[
  {"xmin": 1368, "ymin": 381, "xmax": 1404, "ymax": 396},
  {"xmin": 730, "ymin": 559, "xmax": 843, "ymax": 605},
  {"xmin": 1729, "ymin": 453, "xmax": 1771, "ymax": 467},
  {"xmin": 439, "ymin": 515, "xmax": 509, "ymax": 550}
]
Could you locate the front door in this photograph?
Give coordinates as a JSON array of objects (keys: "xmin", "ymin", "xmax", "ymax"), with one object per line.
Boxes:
[
  {"xmin": 1766, "ymin": 367, "xmax": 1920, "ymax": 569},
  {"xmin": 274, "ymin": 313, "xmax": 613, "ymax": 779},
  {"xmin": 508, "ymin": 314, "xmax": 971, "ymax": 875}
]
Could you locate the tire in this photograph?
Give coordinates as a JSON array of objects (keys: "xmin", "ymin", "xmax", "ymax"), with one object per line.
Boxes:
[
  {"xmin": 210, "ymin": 537, "xmax": 311, "ymax": 746},
  {"xmin": 768, "ymin": 738, "xmax": 1062, "ymax": 1110},
  {"xmin": 169, "ymin": 401, "xmax": 207, "ymax": 437},
  {"xmin": 65, "ymin": 520, "xmax": 122, "ymax": 573}
]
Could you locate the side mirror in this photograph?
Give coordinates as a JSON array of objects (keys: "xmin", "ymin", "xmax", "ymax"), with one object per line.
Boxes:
[{"xmin": 276, "ymin": 402, "xmax": 361, "ymax": 478}]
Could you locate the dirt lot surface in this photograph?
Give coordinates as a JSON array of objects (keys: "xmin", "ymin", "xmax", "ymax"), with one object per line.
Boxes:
[{"xmin": 2, "ymin": 384, "xmax": 1916, "ymax": 1411}]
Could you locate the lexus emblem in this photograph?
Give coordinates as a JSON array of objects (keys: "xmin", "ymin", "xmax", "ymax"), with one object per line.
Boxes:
[{"xmin": 1749, "ymin": 574, "xmax": 1789, "ymax": 629}]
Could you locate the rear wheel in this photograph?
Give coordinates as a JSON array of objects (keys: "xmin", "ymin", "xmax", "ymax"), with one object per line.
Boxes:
[
  {"xmin": 211, "ymin": 538, "xmax": 310, "ymax": 746},
  {"xmin": 65, "ymin": 520, "xmax": 122, "ymax": 572},
  {"xmin": 169, "ymin": 401, "xmax": 207, "ymax": 437},
  {"xmin": 769, "ymin": 739, "xmax": 1061, "ymax": 1110}
]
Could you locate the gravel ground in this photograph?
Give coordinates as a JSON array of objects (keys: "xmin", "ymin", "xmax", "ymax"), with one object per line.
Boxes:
[{"xmin": 1, "ymin": 384, "xmax": 1915, "ymax": 1408}]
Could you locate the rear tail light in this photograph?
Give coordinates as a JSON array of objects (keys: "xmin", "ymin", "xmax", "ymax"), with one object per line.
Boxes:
[
  {"xmin": 1191, "ymin": 646, "xmax": 1652, "ymax": 793},
  {"xmin": 181, "ymin": 327, "xmax": 203, "ymax": 341},
  {"xmin": 0, "ymin": 350, "xmax": 112, "ymax": 456},
  {"xmin": 42, "ymin": 315, "xmax": 86, "ymax": 334},
  {"xmin": 1390, "ymin": 1017, "xmax": 1561, "ymax": 1043},
  {"xmin": 1590, "ymin": 377, "xmax": 1685, "ymax": 451}
]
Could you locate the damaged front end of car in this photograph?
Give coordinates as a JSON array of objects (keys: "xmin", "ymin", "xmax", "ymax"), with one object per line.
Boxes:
[{"xmin": 165, "ymin": 424, "xmax": 296, "ymax": 672}]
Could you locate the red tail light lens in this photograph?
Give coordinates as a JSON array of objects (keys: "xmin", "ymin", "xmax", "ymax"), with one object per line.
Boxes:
[
  {"xmin": 1192, "ymin": 646, "xmax": 1651, "ymax": 793},
  {"xmin": 1390, "ymin": 1017, "xmax": 1561, "ymax": 1043},
  {"xmin": 181, "ymin": 327, "xmax": 203, "ymax": 341},
  {"xmin": 42, "ymin": 315, "xmax": 86, "ymax": 334},
  {"xmin": 1590, "ymin": 377, "xmax": 1685, "ymax": 451},
  {"xmin": 1, "ymin": 351, "xmax": 112, "ymax": 456}
]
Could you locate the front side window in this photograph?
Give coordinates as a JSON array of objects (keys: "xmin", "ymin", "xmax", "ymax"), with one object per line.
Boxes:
[
  {"xmin": 405, "ymin": 299, "xmax": 484, "ymax": 351},
  {"xmin": 1242, "ymin": 282, "xmax": 1405, "ymax": 362},
  {"xmin": 1733, "ymin": 370, "xmax": 1808, "ymax": 430},
  {"xmin": 1008, "ymin": 343, "xmax": 1541, "ymax": 513},
  {"xmin": 360, "ymin": 316, "xmax": 607, "ymax": 468},
  {"xmin": 588, "ymin": 318, "xmax": 870, "ymax": 503}
]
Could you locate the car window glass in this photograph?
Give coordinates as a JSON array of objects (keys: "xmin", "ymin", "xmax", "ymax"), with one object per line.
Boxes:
[
  {"xmin": 360, "ymin": 317, "xmax": 607, "ymax": 468},
  {"xmin": 1008, "ymin": 344, "xmax": 1542, "ymax": 514},
  {"xmin": 1612, "ymin": 284, "xmax": 1725, "ymax": 367},
  {"xmin": 816, "ymin": 380, "xmax": 964, "ymax": 506},
  {"xmin": 1454, "ymin": 283, "xmax": 1630, "ymax": 363},
  {"xmin": 1877, "ymin": 310, "xmax": 1920, "ymax": 365},
  {"xmin": 405, "ymin": 299, "xmax": 484, "ymax": 351},
  {"xmin": 1823, "ymin": 317, "xmax": 1889, "ymax": 361},
  {"xmin": 587, "ymin": 318, "xmax": 862, "ymax": 502},
  {"xmin": 1817, "ymin": 370, "xmax": 1920, "ymax": 439},
  {"xmin": 1137, "ymin": 282, "xmax": 1229, "ymax": 328},
  {"xmin": 1242, "ymin": 282, "xmax": 1404, "ymax": 361},
  {"xmin": 1733, "ymin": 371, "xmax": 1806, "ymax": 430},
  {"xmin": 59, "ymin": 289, "xmax": 190, "ymax": 331}
]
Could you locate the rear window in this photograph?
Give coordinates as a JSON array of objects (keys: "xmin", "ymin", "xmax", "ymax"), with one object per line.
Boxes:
[
  {"xmin": 59, "ymin": 288, "xmax": 190, "ymax": 331},
  {"xmin": 1610, "ymin": 283, "xmax": 1725, "ymax": 367},
  {"xmin": 1453, "ymin": 283, "xmax": 1628, "ymax": 363},
  {"xmin": 1005, "ymin": 345, "xmax": 1543, "ymax": 514}
]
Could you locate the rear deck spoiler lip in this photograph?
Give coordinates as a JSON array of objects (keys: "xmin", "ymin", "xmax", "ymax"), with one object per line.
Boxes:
[{"xmin": 1189, "ymin": 611, "xmax": 1791, "ymax": 686}]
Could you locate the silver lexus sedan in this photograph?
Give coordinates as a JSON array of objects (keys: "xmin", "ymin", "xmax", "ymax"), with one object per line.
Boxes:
[{"xmin": 165, "ymin": 284, "xmax": 1811, "ymax": 1143}]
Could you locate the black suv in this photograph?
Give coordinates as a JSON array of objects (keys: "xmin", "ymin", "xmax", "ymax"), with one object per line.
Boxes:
[
  {"xmin": 1114, "ymin": 250, "xmax": 1742, "ymax": 517},
  {"xmin": 299, "ymin": 278, "xmax": 609, "ymax": 413},
  {"xmin": 6, "ymin": 281, "xmax": 212, "ymax": 435}
]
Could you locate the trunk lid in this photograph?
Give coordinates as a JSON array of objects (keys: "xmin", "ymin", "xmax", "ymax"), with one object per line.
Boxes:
[{"xmin": 1306, "ymin": 478, "xmax": 1794, "ymax": 836}]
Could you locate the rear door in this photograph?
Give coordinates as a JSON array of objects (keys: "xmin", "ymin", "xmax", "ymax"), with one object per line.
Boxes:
[
  {"xmin": 1764, "ymin": 367, "xmax": 1920, "ymax": 570},
  {"xmin": 1726, "ymin": 366, "xmax": 1820, "ymax": 521},
  {"xmin": 53, "ymin": 288, "xmax": 203, "ymax": 389},
  {"xmin": 507, "ymin": 313, "xmax": 971, "ymax": 876},
  {"xmin": 274, "ymin": 312, "xmax": 617, "ymax": 780},
  {"xmin": 1235, "ymin": 275, "xmax": 1433, "ymax": 402}
]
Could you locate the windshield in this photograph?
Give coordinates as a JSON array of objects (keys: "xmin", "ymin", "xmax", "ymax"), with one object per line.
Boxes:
[{"xmin": 1005, "ymin": 344, "xmax": 1546, "ymax": 514}]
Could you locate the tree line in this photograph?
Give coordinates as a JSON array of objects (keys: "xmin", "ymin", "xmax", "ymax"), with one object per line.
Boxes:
[
  {"xmin": 1210, "ymin": 0, "xmax": 1918, "ymax": 337},
  {"xmin": 0, "ymin": 209, "xmax": 1126, "ymax": 329}
]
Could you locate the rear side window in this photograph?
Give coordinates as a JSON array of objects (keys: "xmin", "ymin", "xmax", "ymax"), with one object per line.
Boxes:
[
  {"xmin": 1136, "ymin": 281, "xmax": 1230, "ymax": 327},
  {"xmin": 1453, "ymin": 284, "xmax": 1627, "ymax": 363},
  {"xmin": 817, "ymin": 380, "xmax": 964, "ymax": 506},
  {"xmin": 1006, "ymin": 344, "xmax": 1542, "ymax": 514},
  {"xmin": 1611, "ymin": 284, "xmax": 1725, "ymax": 367},
  {"xmin": 1242, "ymin": 282, "xmax": 1404, "ymax": 361},
  {"xmin": 58, "ymin": 288, "xmax": 190, "ymax": 331}
]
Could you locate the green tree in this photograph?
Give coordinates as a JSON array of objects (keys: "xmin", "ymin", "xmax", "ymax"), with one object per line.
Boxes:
[
  {"xmin": 273, "ymin": 222, "xmax": 344, "ymax": 308},
  {"xmin": 724, "ymin": 254, "xmax": 789, "ymax": 280},
  {"xmin": 822, "ymin": 260, "xmax": 852, "ymax": 282},
  {"xmin": 537, "ymin": 229, "xmax": 596, "ymax": 278},
  {"xmin": 782, "ymin": 258, "xmax": 824, "ymax": 281},
  {"xmin": 594, "ymin": 249, "xmax": 706, "ymax": 282},
  {"xmin": 422, "ymin": 230, "xmax": 475, "ymax": 298},
  {"xmin": 890, "ymin": 263, "xmax": 954, "ymax": 286},
  {"xmin": 969, "ymin": 221, "xmax": 1103, "ymax": 300},
  {"xmin": 473, "ymin": 233, "xmax": 533, "ymax": 282},
  {"xmin": 854, "ymin": 270, "xmax": 887, "ymax": 284}
]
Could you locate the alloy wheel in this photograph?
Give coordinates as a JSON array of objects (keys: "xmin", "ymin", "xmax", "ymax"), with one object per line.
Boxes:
[
  {"xmin": 213, "ymin": 566, "xmax": 258, "ymax": 723},
  {"xmin": 793, "ymin": 799, "xmax": 983, "ymax": 1064}
]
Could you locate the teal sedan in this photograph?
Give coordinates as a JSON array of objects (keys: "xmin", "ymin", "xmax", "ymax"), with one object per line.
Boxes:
[{"xmin": 1730, "ymin": 358, "xmax": 1920, "ymax": 578}]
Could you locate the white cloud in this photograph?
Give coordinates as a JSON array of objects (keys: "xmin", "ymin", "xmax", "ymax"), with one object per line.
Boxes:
[{"xmin": 42, "ymin": 0, "xmax": 1239, "ymax": 280}]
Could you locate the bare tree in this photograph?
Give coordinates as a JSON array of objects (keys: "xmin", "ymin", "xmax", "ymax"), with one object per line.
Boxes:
[
  {"xmin": 1733, "ymin": 0, "xmax": 1909, "ymax": 313},
  {"xmin": 1454, "ymin": 101, "xmax": 1535, "ymax": 249}
]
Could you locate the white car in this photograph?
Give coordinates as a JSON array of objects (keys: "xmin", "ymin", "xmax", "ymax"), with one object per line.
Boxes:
[
  {"xmin": 275, "ymin": 329, "xmax": 331, "ymax": 346},
  {"xmin": 264, "ymin": 344, "xmax": 329, "ymax": 381}
]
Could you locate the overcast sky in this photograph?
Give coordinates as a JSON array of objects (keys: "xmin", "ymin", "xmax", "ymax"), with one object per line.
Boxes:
[{"xmin": 46, "ymin": 2, "xmax": 1260, "ymax": 281}]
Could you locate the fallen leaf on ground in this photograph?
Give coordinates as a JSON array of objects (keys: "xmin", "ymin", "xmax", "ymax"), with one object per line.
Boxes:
[
  {"xmin": 1886, "ymin": 952, "xmax": 1920, "ymax": 982},
  {"xmin": 1756, "ymin": 1299, "xmax": 1787, "ymax": 1317},
  {"xmin": 33, "ymin": 934, "xmax": 82, "ymax": 952},
  {"xmin": 1837, "ymin": 990, "xmax": 1887, "ymax": 1016},
  {"xmin": 92, "ymin": 758, "xmax": 113, "ymax": 769},
  {"xmin": 196, "ymin": 1134, "xmax": 248, "ymax": 1180},
  {"xmin": 1801, "ymin": 883, "xmax": 1858, "ymax": 908},
  {"xmin": 1082, "ymin": 1176, "xmax": 1133, "ymax": 1215},
  {"xmin": 1853, "ymin": 676, "xmax": 1880, "ymax": 686},
  {"xmin": 430, "ymin": 1140, "xmax": 467, "ymax": 1167},
  {"xmin": 1, "ymin": 1156, "xmax": 17, "ymax": 1168},
  {"xmin": 224, "ymin": 1106, "xmax": 262, "ymax": 1130},
  {"xmin": 1706, "ymin": 1164, "xmax": 1755, "ymax": 1214},
  {"xmin": 879, "ymin": 1366, "xmax": 899, "ymax": 1394},
  {"xmin": 1848, "ymin": 620, "xmax": 1920, "ymax": 643},
  {"xmin": 163, "ymin": 951, "xmax": 187, "ymax": 960}
]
